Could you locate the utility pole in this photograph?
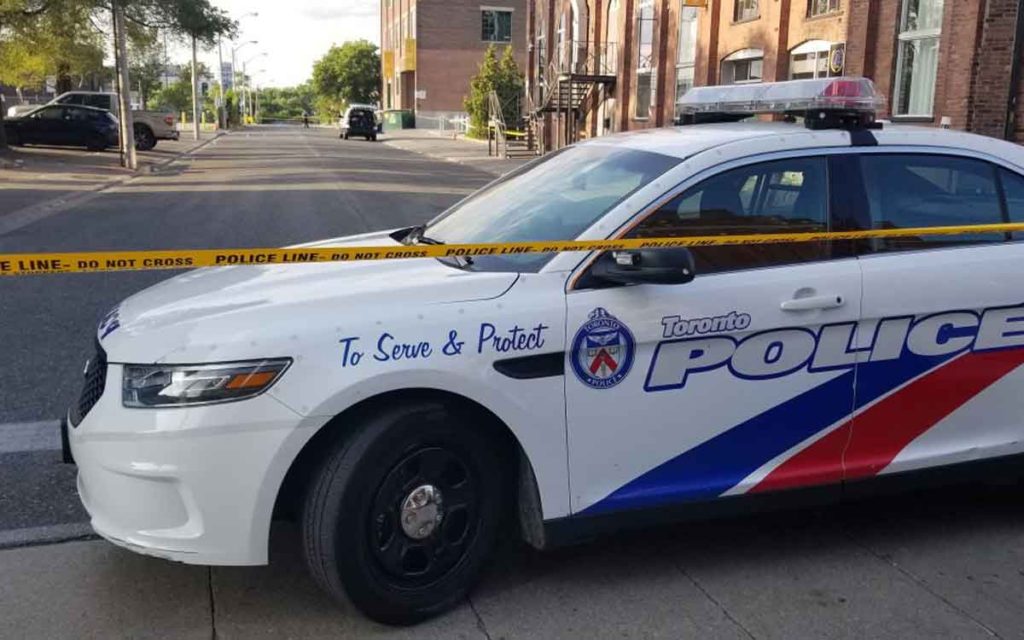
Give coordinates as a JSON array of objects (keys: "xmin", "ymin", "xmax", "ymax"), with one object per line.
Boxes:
[
  {"xmin": 217, "ymin": 39, "xmax": 226, "ymax": 129},
  {"xmin": 111, "ymin": 0, "xmax": 137, "ymax": 169},
  {"xmin": 191, "ymin": 35, "xmax": 201, "ymax": 141}
]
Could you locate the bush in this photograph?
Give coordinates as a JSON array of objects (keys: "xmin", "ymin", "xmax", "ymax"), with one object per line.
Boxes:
[{"xmin": 464, "ymin": 45, "xmax": 523, "ymax": 138}]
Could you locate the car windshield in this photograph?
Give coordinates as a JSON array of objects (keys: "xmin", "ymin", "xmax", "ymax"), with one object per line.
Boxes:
[{"xmin": 420, "ymin": 144, "xmax": 681, "ymax": 271}]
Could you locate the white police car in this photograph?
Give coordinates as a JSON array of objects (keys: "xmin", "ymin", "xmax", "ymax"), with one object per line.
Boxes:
[{"xmin": 67, "ymin": 78, "xmax": 1024, "ymax": 623}]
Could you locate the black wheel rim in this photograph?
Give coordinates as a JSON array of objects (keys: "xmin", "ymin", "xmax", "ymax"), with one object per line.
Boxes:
[{"xmin": 368, "ymin": 445, "xmax": 479, "ymax": 588}]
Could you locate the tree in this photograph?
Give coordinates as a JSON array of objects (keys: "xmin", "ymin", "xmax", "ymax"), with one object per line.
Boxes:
[
  {"xmin": 464, "ymin": 45, "xmax": 523, "ymax": 138},
  {"xmin": 258, "ymin": 84, "xmax": 315, "ymax": 121},
  {"xmin": 0, "ymin": 0, "xmax": 106, "ymax": 150},
  {"xmin": 311, "ymin": 40, "xmax": 380, "ymax": 116},
  {"xmin": 126, "ymin": 24, "xmax": 164, "ymax": 107}
]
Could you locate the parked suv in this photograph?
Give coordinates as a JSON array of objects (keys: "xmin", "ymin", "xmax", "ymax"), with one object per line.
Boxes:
[
  {"xmin": 50, "ymin": 92, "xmax": 178, "ymax": 151},
  {"xmin": 339, "ymin": 105, "xmax": 378, "ymax": 141}
]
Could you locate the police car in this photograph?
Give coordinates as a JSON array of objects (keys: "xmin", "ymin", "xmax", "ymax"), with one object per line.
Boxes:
[{"xmin": 66, "ymin": 78, "xmax": 1024, "ymax": 623}]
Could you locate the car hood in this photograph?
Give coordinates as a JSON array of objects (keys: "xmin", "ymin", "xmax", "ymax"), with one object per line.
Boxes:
[{"xmin": 99, "ymin": 230, "xmax": 519, "ymax": 362}]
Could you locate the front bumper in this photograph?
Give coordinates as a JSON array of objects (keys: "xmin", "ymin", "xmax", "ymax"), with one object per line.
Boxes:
[{"xmin": 68, "ymin": 363, "xmax": 316, "ymax": 565}]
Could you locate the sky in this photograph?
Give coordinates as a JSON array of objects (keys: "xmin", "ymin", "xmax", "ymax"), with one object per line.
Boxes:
[{"xmin": 177, "ymin": 0, "xmax": 380, "ymax": 88}]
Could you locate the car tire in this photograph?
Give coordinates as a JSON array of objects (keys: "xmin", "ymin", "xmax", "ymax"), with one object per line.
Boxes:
[
  {"xmin": 302, "ymin": 402, "xmax": 507, "ymax": 625},
  {"xmin": 371, "ymin": 134, "xmax": 378, "ymax": 142},
  {"xmin": 134, "ymin": 125, "xmax": 156, "ymax": 151},
  {"xmin": 343, "ymin": 133, "xmax": 349, "ymax": 140}
]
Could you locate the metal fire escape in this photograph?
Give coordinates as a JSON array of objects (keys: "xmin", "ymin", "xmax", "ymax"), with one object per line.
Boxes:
[{"xmin": 537, "ymin": 41, "xmax": 617, "ymax": 148}]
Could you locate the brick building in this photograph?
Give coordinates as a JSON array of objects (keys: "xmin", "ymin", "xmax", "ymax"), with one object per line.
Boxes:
[
  {"xmin": 380, "ymin": 0, "xmax": 527, "ymax": 121},
  {"xmin": 525, "ymin": 0, "xmax": 1024, "ymax": 151}
]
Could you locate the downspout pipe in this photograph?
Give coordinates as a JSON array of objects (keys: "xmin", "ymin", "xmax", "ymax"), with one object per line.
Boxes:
[{"xmin": 1005, "ymin": 0, "xmax": 1024, "ymax": 141}]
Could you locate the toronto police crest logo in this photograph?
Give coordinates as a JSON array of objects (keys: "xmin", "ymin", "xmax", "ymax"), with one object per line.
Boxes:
[{"xmin": 571, "ymin": 308, "xmax": 636, "ymax": 389}]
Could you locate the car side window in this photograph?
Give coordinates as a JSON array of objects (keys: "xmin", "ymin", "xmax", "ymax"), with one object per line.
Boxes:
[
  {"xmin": 857, "ymin": 154, "xmax": 1004, "ymax": 252},
  {"xmin": 999, "ymin": 169, "xmax": 1024, "ymax": 241},
  {"xmin": 85, "ymin": 95, "xmax": 110, "ymax": 110},
  {"xmin": 626, "ymin": 157, "xmax": 830, "ymax": 275},
  {"xmin": 66, "ymin": 107, "xmax": 92, "ymax": 122},
  {"xmin": 33, "ymin": 107, "xmax": 65, "ymax": 120}
]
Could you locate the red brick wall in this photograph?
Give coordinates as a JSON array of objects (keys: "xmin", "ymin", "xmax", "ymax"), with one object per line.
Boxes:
[
  {"xmin": 415, "ymin": 0, "xmax": 528, "ymax": 113},
  {"xmin": 968, "ymin": 0, "xmax": 1019, "ymax": 137}
]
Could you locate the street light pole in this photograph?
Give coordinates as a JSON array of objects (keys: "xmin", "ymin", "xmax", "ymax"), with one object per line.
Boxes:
[
  {"xmin": 243, "ymin": 52, "xmax": 267, "ymax": 125},
  {"xmin": 231, "ymin": 39, "xmax": 258, "ymax": 125}
]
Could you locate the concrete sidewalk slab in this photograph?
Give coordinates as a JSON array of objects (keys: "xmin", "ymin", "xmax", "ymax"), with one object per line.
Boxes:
[
  {"xmin": 471, "ymin": 536, "xmax": 749, "ymax": 640},
  {"xmin": 210, "ymin": 525, "xmax": 484, "ymax": 639},
  {"xmin": 0, "ymin": 540, "xmax": 210, "ymax": 640},
  {"xmin": 671, "ymin": 514, "xmax": 993, "ymax": 640},
  {"xmin": 382, "ymin": 129, "xmax": 530, "ymax": 177},
  {"xmin": 842, "ymin": 491, "xmax": 1024, "ymax": 639}
]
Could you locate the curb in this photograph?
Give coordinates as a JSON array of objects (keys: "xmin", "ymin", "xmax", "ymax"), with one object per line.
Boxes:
[
  {"xmin": 0, "ymin": 132, "xmax": 227, "ymax": 238},
  {"xmin": 382, "ymin": 138, "xmax": 524, "ymax": 177},
  {"xmin": 146, "ymin": 130, "xmax": 226, "ymax": 173}
]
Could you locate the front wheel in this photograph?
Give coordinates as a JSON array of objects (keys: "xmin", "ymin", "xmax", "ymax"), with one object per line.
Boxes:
[{"xmin": 302, "ymin": 403, "xmax": 506, "ymax": 624}]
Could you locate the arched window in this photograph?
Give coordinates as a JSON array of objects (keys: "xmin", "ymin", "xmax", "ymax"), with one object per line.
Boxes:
[
  {"xmin": 789, "ymin": 40, "xmax": 831, "ymax": 79},
  {"xmin": 721, "ymin": 48, "xmax": 763, "ymax": 84}
]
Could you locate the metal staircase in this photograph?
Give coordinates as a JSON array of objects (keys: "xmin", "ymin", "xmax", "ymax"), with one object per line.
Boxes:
[{"xmin": 537, "ymin": 41, "xmax": 617, "ymax": 147}]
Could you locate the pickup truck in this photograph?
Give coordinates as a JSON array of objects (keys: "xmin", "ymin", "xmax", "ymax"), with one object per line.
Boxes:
[{"xmin": 50, "ymin": 91, "xmax": 179, "ymax": 151}]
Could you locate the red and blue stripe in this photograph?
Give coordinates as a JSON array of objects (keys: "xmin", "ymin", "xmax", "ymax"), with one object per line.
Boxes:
[{"xmin": 582, "ymin": 347, "xmax": 1024, "ymax": 516}]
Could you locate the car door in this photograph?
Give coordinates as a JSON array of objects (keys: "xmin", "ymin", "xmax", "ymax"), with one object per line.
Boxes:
[
  {"xmin": 840, "ymin": 152, "xmax": 1024, "ymax": 480},
  {"xmin": 565, "ymin": 154, "xmax": 863, "ymax": 516},
  {"xmin": 25, "ymin": 106, "xmax": 66, "ymax": 144}
]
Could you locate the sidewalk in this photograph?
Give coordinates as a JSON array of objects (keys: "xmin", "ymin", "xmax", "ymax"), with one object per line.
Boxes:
[
  {"xmin": 0, "ymin": 133, "xmax": 225, "ymax": 219},
  {"xmin": 0, "ymin": 132, "xmax": 225, "ymax": 237},
  {"xmin": 382, "ymin": 128, "xmax": 531, "ymax": 177},
  {"xmin": 3, "ymin": 487, "xmax": 1024, "ymax": 640}
]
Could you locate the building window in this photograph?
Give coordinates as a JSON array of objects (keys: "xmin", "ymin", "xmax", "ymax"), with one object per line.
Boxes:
[
  {"xmin": 789, "ymin": 40, "xmax": 833, "ymax": 79},
  {"xmin": 893, "ymin": 0, "xmax": 944, "ymax": 117},
  {"xmin": 807, "ymin": 0, "xmax": 840, "ymax": 17},
  {"xmin": 674, "ymin": 6, "xmax": 698, "ymax": 120},
  {"xmin": 721, "ymin": 49, "xmax": 763, "ymax": 84},
  {"xmin": 734, "ymin": 0, "xmax": 759, "ymax": 22},
  {"xmin": 635, "ymin": 0, "xmax": 655, "ymax": 119},
  {"xmin": 482, "ymin": 8, "xmax": 513, "ymax": 42}
]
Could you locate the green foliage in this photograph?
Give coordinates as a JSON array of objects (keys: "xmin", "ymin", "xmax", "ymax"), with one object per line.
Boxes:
[
  {"xmin": 258, "ymin": 84, "xmax": 315, "ymax": 121},
  {"xmin": 0, "ymin": 0, "xmax": 105, "ymax": 93},
  {"xmin": 127, "ymin": 26, "xmax": 165, "ymax": 107},
  {"xmin": 464, "ymin": 45, "xmax": 524, "ymax": 138},
  {"xmin": 311, "ymin": 40, "xmax": 380, "ymax": 116}
]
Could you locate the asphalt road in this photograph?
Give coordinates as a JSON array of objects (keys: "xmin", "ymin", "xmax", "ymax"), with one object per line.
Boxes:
[
  {"xmin": 2, "ymin": 127, "xmax": 1024, "ymax": 639},
  {"xmin": 0, "ymin": 127, "xmax": 494, "ymax": 540}
]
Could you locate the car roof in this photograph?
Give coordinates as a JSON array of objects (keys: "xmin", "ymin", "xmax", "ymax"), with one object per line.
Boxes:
[
  {"xmin": 39, "ymin": 103, "xmax": 110, "ymax": 114},
  {"xmin": 576, "ymin": 121, "xmax": 1024, "ymax": 168}
]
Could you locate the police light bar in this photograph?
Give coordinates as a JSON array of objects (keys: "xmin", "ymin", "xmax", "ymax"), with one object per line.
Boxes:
[{"xmin": 677, "ymin": 77, "xmax": 885, "ymax": 130}]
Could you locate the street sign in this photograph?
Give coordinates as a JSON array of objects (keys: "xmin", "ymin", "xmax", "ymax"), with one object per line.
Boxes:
[
  {"xmin": 415, "ymin": 89, "xmax": 427, "ymax": 100},
  {"xmin": 45, "ymin": 76, "xmax": 56, "ymax": 94}
]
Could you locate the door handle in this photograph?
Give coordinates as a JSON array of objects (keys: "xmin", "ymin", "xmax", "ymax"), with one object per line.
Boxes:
[{"xmin": 780, "ymin": 295, "xmax": 845, "ymax": 312}]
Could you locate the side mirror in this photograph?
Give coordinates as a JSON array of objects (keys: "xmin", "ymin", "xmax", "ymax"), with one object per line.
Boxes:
[{"xmin": 589, "ymin": 248, "xmax": 696, "ymax": 286}]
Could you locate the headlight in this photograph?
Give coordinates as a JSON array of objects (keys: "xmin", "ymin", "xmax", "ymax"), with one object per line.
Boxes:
[{"xmin": 122, "ymin": 359, "xmax": 291, "ymax": 408}]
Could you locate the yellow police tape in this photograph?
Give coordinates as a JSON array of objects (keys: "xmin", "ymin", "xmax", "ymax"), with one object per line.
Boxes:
[{"xmin": 2, "ymin": 222, "xmax": 1024, "ymax": 276}]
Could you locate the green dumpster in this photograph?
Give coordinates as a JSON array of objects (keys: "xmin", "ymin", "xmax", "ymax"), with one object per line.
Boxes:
[{"xmin": 382, "ymin": 109, "xmax": 415, "ymax": 131}]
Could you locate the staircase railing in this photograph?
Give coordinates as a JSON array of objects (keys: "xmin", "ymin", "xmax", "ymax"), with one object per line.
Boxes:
[{"xmin": 487, "ymin": 90, "xmax": 507, "ymax": 158}]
